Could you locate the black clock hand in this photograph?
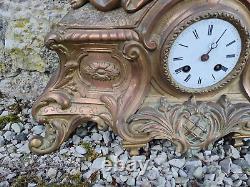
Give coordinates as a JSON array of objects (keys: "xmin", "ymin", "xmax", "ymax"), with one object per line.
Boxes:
[
  {"xmin": 201, "ymin": 30, "xmax": 227, "ymax": 62},
  {"xmin": 216, "ymin": 29, "xmax": 227, "ymax": 44},
  {"xmin": 201, "ymin": 43, "xmax": 218, "ymax": 61}
]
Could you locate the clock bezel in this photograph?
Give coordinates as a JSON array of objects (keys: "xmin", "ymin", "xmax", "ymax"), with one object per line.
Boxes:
[{"xmin": 161, "ymin": 12, "xmax": 250, "ymax": 94}]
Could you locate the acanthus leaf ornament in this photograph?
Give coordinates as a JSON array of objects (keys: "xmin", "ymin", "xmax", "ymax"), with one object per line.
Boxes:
[{"xmin": 127, "ymin": 96, "xmax": 250, "ymax": 153}]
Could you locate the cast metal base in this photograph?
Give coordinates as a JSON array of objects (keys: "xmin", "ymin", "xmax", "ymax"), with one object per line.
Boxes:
[{"xmin": 29, "ymin": 0, "xmax": 250, "ymax": 155}]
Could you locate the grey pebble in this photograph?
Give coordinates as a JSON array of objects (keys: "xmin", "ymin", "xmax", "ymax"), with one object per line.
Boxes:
[
  {"xmin": 233, "ymin": 179, "xmax": 242, "ymax": 187},
  {"xmin": 11, "ymin": 123, "xmax": 23, "ymax": 133},
  {"xmin": 223, "ymin": 177, "xmax": 233, "ymax": 185},
  {"xmin": 32, "ymin": 125, "xmax": 44, "ymax": 134},
  {"xmin": 75, "ymin": 146, "xmax": 87, "ymax": 155},
  {"xmin": 219, "ymin": 158, "xmax": 232, "ymax": 174},
  {"xmin": 168, "ymin": 158, "xmax": 185, "ymax": 168},
  {"xmin": 193, "ymin": 166, "xmax": 204, "ymax": 179}
]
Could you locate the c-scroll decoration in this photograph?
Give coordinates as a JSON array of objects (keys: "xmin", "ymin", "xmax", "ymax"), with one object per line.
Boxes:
[{"xmin": 127, "ymin": 95, "xmax": 250, "ymax": 153}]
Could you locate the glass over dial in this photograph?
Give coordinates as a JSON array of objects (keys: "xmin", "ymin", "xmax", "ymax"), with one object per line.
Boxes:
[{"xmin": 167, "ymin": 18, "xmax": 242, "ymax": 91}]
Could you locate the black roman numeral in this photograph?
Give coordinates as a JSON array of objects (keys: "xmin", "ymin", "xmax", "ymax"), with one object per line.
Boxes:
[
  {"xmin": 226, "ymin": 40, "xmax": 236, "ymax": 47},
  {"xmin": 179, "ymin": 44, "xmax": 188, "ymax": 48},
  {"xmin": 221, "ymin": 66, "xmax": 228, "ymax": 72},
  {"xmin": 175, "ymin": 67, "xmax": 182, "ymax": 74},
  {"xmin": 198, "ymin": 77, "xmax": 202, "ymax": 84},
  {"xmin": 184, "ymin": 74, "xmax": 191, "ymax": 82},
  {"xmin": 226, "ymin": 54, "xmax": 235, "ymax": 58},
  {"xmin": 212, "ymin": 74, "xmax": 216, "ymax": 80},
  {"xmin": 208, "ymin": 25, "xmax": 213, "ymax": 35},
  {"xmin": 193, "ymin": 29, "xmax": 199, "ymax": 39},
  {"xmin": 173, "ymin": 57, "xmax": 183, "ymax": 61}
]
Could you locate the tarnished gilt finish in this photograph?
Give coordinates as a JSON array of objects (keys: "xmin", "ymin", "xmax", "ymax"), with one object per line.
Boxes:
[{"xmin": 29, "ymin": 0, "xmax": 250, "ymax": 155}]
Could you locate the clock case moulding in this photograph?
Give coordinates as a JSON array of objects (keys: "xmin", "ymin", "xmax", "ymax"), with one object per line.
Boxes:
[{"xmin": 29, "ymin": 0, "xmax": 250, "ymax": 155}]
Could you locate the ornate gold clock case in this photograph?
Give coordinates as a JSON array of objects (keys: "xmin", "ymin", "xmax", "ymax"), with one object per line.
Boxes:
[{"xmin": 29, "ymin": 0, "xmax": 250, "ymax": 155}]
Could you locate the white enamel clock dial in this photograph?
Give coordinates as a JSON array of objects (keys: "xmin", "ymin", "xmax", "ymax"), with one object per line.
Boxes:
[{"xmin": 167, "ymin": 18, "xmax": 242, "ymax": 91}]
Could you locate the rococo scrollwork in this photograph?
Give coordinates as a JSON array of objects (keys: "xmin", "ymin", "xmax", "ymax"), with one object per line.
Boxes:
[{"xmin": 30, "ymin": 0, "xmax": 250, "ymax": 155}]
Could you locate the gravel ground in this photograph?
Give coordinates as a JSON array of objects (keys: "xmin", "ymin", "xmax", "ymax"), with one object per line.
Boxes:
[{"xmin": 0, "ymin": 78, "xmax": 250, "ymax": 186}]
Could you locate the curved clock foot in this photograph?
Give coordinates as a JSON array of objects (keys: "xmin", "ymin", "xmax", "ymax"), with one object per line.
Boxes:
[
  {"xmin": 123, "ymin": 142, "xmax": 147, "ymax": 156},
  {"xmin": 232, "ymin": 123, "xmax": 250, "ymax": 147},
  {"xmin": 29, "ymin": 119, "xmax": 68, "ymax": 155}
]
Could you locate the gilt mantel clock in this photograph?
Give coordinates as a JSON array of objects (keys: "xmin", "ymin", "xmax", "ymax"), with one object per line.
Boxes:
[{"xmin": 29, "ymin": 0, "xmax": 250, "ymax": 155}]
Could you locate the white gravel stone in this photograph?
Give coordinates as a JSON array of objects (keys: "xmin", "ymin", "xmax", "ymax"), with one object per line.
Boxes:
[
  {"xmin": 230, "ymin": 163, "xmax": 242, "ymax": 174},
  {"xmin": 17, "ymin": 142, "xmax": 30, "ymax": 154},
  {"xmin": 179, "ymin": 169, "xmax": 188, "ymax": 178},
  {"xmin": 247, "ymin": 178, "xmax": 250, "ymax": 186},
  {"xmin": 171, "ymin": 167, "xmax": 179, "ymax": 178},
  {"xmin": 151, "ymin": 145, "xmax": 162, "ymax": 151},
  {"xmin": 176, "ymin": 177, "xmax": 189, "ymax": 186},
  {"xmin": 100, "ymin": 146, "xmax": 109, "ymax": 155},
  {"xmin": 158, "ymin": 176, "xmax": 166, "ymax": 186},
  {"xmin": 168, "ymin": 158, "xmax": 185, "ymax": 168},
  {"xmin": 204, "ymin": 150, "xmax": 211, "ymax": 156},
  {"xmin": 154, "ymin": 152, "xmax": 167, "ymax": 165},
  {"xmin": 32, "ymin": 125, "xmax": 44, "ymax": 134},
  {"xmin": 185, "ymin": 160, "xmax": 202, "ymax": 168},
  {"xmin": 75, "ymin": 146, "xmax": 87, "ymax": 155},
  {"xmin": 238, "ymin": 173, "xmax": 248, "ymax": 180},
  {"xmin": 193, "ymin": 166, "xmax": 204, "ymax": 179},
  {"xmin": 0, "ymin": 153, "xmax": 5, "ymax": 159},
  {"xmin": 204, "ymin": 174, "xmax": 215, "ymax": 181},
  {"xmin": 84, "ymin": 157, "xmax": 106, "ymax": 178},
  {"xmin": 244, "ymin": 154, "xmax": 250, "ymax": 165},
  {"xmin": 126, "ymin": 177, "xmax": 135, "ymax": 186},
  {"xmin": 229, "ymin": 145, "xmax": 240, "ymax": 159},
  {"xmin": 91, "ymin": 132, "xmax": 103, "ymax": 141},
  {"xmin": 102, "ymin": 131, "xmax": 110, "ymax": 144},
  {"xmin": 146, "ymin": 168, "xmax": 159, "ymax": 181},
  {"xmin": 47, "ymin": 168, "xmax": 57, "ymax": 179},
  {"xmin": 113, "ymin": 145, "xmax": 124, "ymax": 156},
  {"xmin": 11, "ymin": 123, "xmax": 23, "ymax": 133},
  {"xmin": 28, "ymin": 183, "xmax": 37, "ymax": 187},
  {"xmin": 219, "ymin": 158, "xmax": 232, "ymax": 174},
  {"xmin": 0, "ymin": 181, "xmax": 9, "ymax": 187},
  {"xmin": 3, "ymin": 131, "xmax": 13, "ymax": 141},
  {"xmin": 1, "ymin": 110, "xmax": 9, "ymax": 116},
  {"xmin": 3, "ymin": 123, "xmax": 10, "ymax": 131},
  {"xmin": 223, "ymin": 177, "xmax": 233, "ymax": 185},
  {"xmin": 233, "ymin": 179, "xmax": 242, "ymax": 187},
  {"xmin": 215, "ymin": 173, "xmax": 225, "ymax": 184},
  {"xmin": 231, "ymin": 173, "xmax": 239, "ymax": 181},
  {"xmin": 72, "ymin": 135, "xmax": 80, "ymax": 145},
  {"xmin": 59, "ymin": 149, "xmax": 68, "ymax": 155},
  {"xmin": 131, "ymin": 155, "xmax": 146, "ymax": 162},
  {"xmin": 0, "ymin": 135, "xmax": 4, "ymax": 146},
  {"xmin": 120, "ymin": 175, "xmax": 128, "ymax": 182}
]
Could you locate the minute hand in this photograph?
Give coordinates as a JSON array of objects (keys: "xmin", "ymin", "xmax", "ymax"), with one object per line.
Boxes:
[{"xmin": 216, "ymin": 29, "xmax": 227, "ymax": 44}]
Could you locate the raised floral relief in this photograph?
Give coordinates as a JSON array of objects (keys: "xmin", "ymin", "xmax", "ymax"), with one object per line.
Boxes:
[
  {"xmin": 81, "ymin": 61, "xmax": 120, "ymax": 81},
  {"xmin": 69, "ymin": 0, "xmax": 152, "ymax": 12},
  {"xmin": 128, "ymin": 96, "xmax": 250, "ymax": 153}
]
